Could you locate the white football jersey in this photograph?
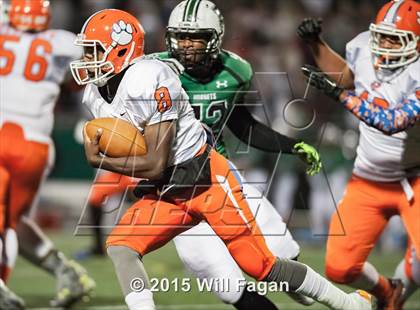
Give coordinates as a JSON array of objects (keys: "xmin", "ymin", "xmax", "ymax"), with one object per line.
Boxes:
[
  {"xmin": 346, "ymin": 31, "xmax": 420, "ymax": 182},
  {"xmin": 82, "ymin": 58, "xmax": 207, "ymax": 166},
  {"xmin": 0, "ymin": 24, "xmax": 82, "ymax": 143}
]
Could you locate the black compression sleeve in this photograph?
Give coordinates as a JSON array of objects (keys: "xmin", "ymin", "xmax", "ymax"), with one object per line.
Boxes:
[{"xmin": 226, "ymin": 104, "xmax": 297, "ymax": 154}]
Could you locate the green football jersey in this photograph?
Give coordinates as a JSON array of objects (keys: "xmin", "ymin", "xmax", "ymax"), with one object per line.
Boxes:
[{"xmin": 153, "ymin": 50, "xmax": 253, "ymax": 157}]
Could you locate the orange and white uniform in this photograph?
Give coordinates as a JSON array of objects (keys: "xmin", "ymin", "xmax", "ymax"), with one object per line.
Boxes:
[
  {"xmin": 82, "ymin": 56, "xmax": 206, "ymax": 213},
  {"xmin": 0, "ymin": 23, "xmax": 81, "ymax": 229},
  {"xmin": 325, "ymin": 30, "xmax": 420, "ymax": 283},
  {"xmin": 82, "ymin": 57, "xmax": 277, "ymax": 280},
  {"xmin": 83, "ymin": 57, "xmax": 300, "ymax": 303},
  {"xmin": 82, "ymin": 58, "xmax": 207, "ymax": 166},
  {"xmin": 0, "ymin": 22, "xmax": 81, "ymax": 224},
  {"xmin": 1, "ymin": 24, "xmax": 81, "ymax": 143},
  {"xmin": 348, "ymin": 32, "xmax": 420, "ymax": 183}
]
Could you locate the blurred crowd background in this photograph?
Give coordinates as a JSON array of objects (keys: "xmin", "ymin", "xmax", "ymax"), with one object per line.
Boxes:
[{"xmin": 3, "ymin": 0, "xmax": 406, "ymax": 251}]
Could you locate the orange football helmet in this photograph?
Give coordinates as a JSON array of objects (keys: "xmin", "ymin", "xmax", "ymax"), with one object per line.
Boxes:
[
  {"xmin": 8, "ymin": 0, "xmax": 50, "ymax": 32},
  {"xmin": 70, "ymin": 9, "xmax": 145, "ymax": 86},
  {"xmin": 369, "ymin": 0, "xmax": 420, "ymax": 69}
]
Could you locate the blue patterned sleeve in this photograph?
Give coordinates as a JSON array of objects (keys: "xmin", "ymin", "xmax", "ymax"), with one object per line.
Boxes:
[{"xmin": 340, "ymin": 90, "xmax": 420, "ymax": 135}]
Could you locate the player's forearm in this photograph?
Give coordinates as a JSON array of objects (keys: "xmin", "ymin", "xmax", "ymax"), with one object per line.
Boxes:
[
  {"xmin": 308, "ymin": 39, "xmax": 354, "ymax": 89},
  {"xmin": 102, "ymin": 120, "xmax": 174, "ymax": 179},
  {"xmin": 339, "ymin": 90, "xmax": 420, "ymax": 134},
  {"xmin": 249, "ymin": 123, "xmax": 296, "ymax": 153},
  {"xmin": 227, "ymin": 107, "xmax": 296, "ymax": 153},
  {"xmin": 96, "ymin": 155, "xmax": 166, "ymax": 180}
]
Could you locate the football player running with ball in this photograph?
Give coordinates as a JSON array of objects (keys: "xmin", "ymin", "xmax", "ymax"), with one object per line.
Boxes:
[
  {"xmin": 153, "ymin": 0, "xmax": 322, "ymax": 308},
  {"xmin": 0, "ymin": 1, "xmax": 95, "ymax": 308},
  {"xmin": 297, "ymin": 0, "xmax": 420, "ymax": 308},
  {"xmin": 73, "ymin": 8, "xmax": 372, "ymax": 310},
  {"xmin": 81, "ymin": 0, "xmax": 323, "ymax": 308}
]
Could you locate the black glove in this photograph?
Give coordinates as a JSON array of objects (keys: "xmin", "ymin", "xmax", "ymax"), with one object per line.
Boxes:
[
  {"xmin": 301, "ymin": 64, "xmax": 343, "ymax": 100},
  {"xmin": 297, "ymin": 18, "xmax": 323, "ymax": 43}
]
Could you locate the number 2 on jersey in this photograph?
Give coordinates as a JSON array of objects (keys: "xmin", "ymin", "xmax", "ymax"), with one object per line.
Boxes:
[{"xmin": 0, "ymin": 35, "xmax": 52, "ymax": 81}]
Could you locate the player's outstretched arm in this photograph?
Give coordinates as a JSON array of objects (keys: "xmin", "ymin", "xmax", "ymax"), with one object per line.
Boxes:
[
  {"xmin": 301, "ymin": 64, "xmax": 343, "ymax": 100},
  {"xmin": 83, "ymin": 121, "xmax": 175, "ymax": 179},
  {"xmin": 227, "ymin": 104, "xmax": 296, "ymax": 153},
  {"xmin": 297, "ymin": 18, "xmax": 354, "ymax": 89},
  {"xmin": 302, "ymin": 65, "xmax": 420, "ymax": 134},
  {"xmin": 340, "ymin": 90, "xmax": 420, "ymax": 135},
  {"xmin": 226, "ymin": 105, "xmax": 322, "ymax": 175}
]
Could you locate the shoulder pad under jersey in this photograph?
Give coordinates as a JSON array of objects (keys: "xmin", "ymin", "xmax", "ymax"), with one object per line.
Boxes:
[{"xmin": 220, "ymin": 50, "xmax": 253, "ymax": 85}]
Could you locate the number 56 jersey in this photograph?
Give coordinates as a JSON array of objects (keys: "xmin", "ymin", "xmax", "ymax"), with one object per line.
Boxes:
[{"xmin": 0, "ymin": 24, "xmax": 82, "ymax": 143}]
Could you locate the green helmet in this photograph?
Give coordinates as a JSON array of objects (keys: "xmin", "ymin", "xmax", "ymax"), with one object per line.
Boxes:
[{"xmin": 166, "ymin": 0, "xmax": 224, "ymax": 77}]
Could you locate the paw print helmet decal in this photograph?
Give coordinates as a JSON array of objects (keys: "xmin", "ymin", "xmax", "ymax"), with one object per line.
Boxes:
[{"xmin": 70, "ymin": 9, "xmax": 145, "ymax": 86}]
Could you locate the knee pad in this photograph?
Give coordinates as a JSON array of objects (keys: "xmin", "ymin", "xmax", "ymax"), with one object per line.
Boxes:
[
  {"xmin": 325, "ymin": 263, "xmax": 363, "ymax": 284},
  {"xmin": 226, "ymin": 236, "xmax": 274, "ymax": 280}
]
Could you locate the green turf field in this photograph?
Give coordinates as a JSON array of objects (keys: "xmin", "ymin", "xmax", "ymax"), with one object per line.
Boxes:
[{"xmin": 8, "ymin": 232, "xmax": 420, "ymax": 309}]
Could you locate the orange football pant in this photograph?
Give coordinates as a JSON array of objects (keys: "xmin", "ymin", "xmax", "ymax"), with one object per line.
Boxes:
[
  {"xmin": 0, "ymin": 122, "xmax": 49, "ymax": 230},
  {"xmin": 325, "ymin": 175, "xmax": 420, "ymax": 283},
  {"xmin": 0, "ymin": 122, "xmax": 49, "ymax": 281},
  {"xmin": 107, "ymin": 148, "xmax": 276, "ymax": 280},
  {"xmin": 88, "ymin": 171, "xmax": 136, "ymax": 208}
]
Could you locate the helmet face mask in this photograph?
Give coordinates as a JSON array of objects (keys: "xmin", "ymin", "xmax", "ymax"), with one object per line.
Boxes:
[
  {"xmin": 369, "ymin": 23, "xmax": 419, "ymax": 70},
  {"xmin": 166, "ymin": 28, "xmax": 220, "ymax": 71},
  {"xmin": 70, "ymin": 37, "xmax": 115, "ymax": 87},
  {"xmin": 369, "ymin": 0, "xmax": 420, "ymax": 71},
  {"xmin": 70, "ymin": 9, "xmax": 145, "ymax": 87},
  {"xmin": 166, "ymin": 0, "xmax": 224, "ymax": 78}
]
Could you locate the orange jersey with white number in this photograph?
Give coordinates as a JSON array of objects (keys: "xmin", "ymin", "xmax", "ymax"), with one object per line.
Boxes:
[
  {"xmin": 0, "ymin": 24, "xmax": 82, "ymax": 143},
  {"xmin": 346, "ymin": 31, "xmax": 420, "ymax": 182}
]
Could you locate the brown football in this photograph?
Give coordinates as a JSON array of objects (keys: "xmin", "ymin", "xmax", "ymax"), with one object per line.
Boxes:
[{"xmin": 85, "ymin": 118, "xmax": 147, "ymax": 157}]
